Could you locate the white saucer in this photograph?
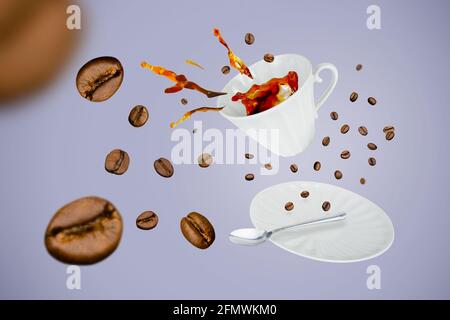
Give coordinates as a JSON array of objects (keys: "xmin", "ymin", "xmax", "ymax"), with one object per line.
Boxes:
[{"xmin": 250, "ymin": 181, "xmax": 394, "ymax": 263}]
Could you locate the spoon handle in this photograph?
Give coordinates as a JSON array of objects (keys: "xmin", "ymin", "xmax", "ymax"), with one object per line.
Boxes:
[{"xmin": 269, "ymin": 212, "xmax": 346, "ymax": 235}]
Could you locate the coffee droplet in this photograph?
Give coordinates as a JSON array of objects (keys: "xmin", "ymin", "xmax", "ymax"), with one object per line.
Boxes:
[
  {"xmin": 322, "ymin": 136, "xmax": 330, "ymax": 146},
  {"xmin": 221, "ymin": 66, "xmax": 230, "ymax": 74},
  {"xmin": 245, "ymin": 173, "xmax": 254, "ymax": 181},
  {"xmin": 300, "ymin": 191, "xmax": 310, "ymax": 198},
  {"xmin": 154, "ymin": 158, "xmax": 174, "ymax": 178},
  {"xmin": 285, "ymin": 202, "xmax": 294, "ymax": 211},
  {"xmin": 368, "ymin": 97, "xmax": 377, "ymax": 105},
  {"xmin": 264, "ymin": 53, "xmax": 274, "ymax": 63},
  {"xmin": 350, "ymin": 92, "xmax": 358, "ymax": 102},
  {"xmin": 290, "ymin": 164, "xmax": 298, "ymax": 173},
  {"xmin": 244, "ymin": 33, "xmax": 255, "ymax": 45},
  {"xmin": 330, "ymin": 111, "xmax": 339, "ymax": 120},
  {"xmin": 340, "ymin": 150, "xmax": 351, "ymax": 159},
  {"xmin": 198, "ymin": 153, "xmax": 213, "ymax": 168},
  {"xmin": 128, "ymin": 105, "xmax": 149, "ymax": 127},
  {"xmin": 368, "ymin": 157, "xmax": 377, "ymax": 166},
  {"xmin": 313, "ymin": 161, "xmax": 321, "ymax": 171},
  {"xmin": 367, "ymin": 143, "xmax": 377, "ymax": 150},
  {"xmin": 136, "ymin": 211, "xmax": 158, "ymax": 230},
  {"xmin": 341, "ymin": 124, "xmax": 350, "ymax": 134},
  {"xmin": 358, "ymin": 126, "xmax": 368, "ymax": 136},
  {"xmin": 322, "ymin": 201, "xmax": 331, "ymax": 212},
  {"xmin": 334, "ymin": 170, "xmax": 343, "ymax": 180},
  {"xmin": 105, "ymin": 149, "xmax": 130, "ymax": 175}
]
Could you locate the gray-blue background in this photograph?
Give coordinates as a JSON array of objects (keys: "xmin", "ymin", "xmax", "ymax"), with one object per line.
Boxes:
[{"xmin": 0, "ymin": 0, "xmax": 449, "ymax": 299}]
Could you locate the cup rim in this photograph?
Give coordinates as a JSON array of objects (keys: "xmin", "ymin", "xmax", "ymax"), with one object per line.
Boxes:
[{"xmin": 219, "ymin": 53, "xmax": 312, "ymax": 120}]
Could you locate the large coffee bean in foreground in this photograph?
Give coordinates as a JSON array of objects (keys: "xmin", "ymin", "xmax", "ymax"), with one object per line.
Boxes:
[
  {"xmin": 180, "ymin": 212, "xmax": 215, "ymax": 249},
  {"xmin": 45, "ymin": 197, "xmax": 123, "ymax": 264}
]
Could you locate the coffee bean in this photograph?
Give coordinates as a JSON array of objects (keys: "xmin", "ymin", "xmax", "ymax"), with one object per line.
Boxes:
[
  {"xmin": 322, "ymin": 136, "xmax": 330, "ymax": 146},
  {"xmin": 105, "ymin": 149, "xmax": 130, "ymax": 175},
  {"xmin": 193, "ymin": 128, "xmax": 197, "ymax": 134},
  {"xmin": 350, "ymin": 92, "xmax": 358, "ymax": 102},
  {"xmin": 264, "ymin": 53, "xmax": 274, "ymax": 63},
  {"xmin": 245, "ymin": 173, "xmax": 255, "ymax": 181},
  {"xmin": 290, "ymin": 164, "xmax": 298, "ymax": 173},
  {"xmin": 368, "ymin": 157, "xmax": 377, "ymax": 166},
  {"xmin": 367, "ymin": 143, "xmax": 377, "ymax": 150},
  {"xmin": 181, "ymin": 98, "xmax": 188, "ymax": 105},
  {"xmin": 313, "ymin": 161, "xmax": 321, "ymax": 171},
  {"xmin": 245, "ymin": 33, "xmax": 255, "ymax": 45},
  {"xmin": 180, "ymin": 212, "xmax": 215, "ymax": 249},
  {"xmin": 340, "ymin": 150, "xmax": 351, "ymax": 159},
  {"xmin": 76, "ymin": 56, "xmax": 124, "ymax": 102},
  {"xmin": 358, "ymin": 126, "xmax": 368, "ymax": 136},
  {"xmin": 285, "ymin": 202, "xmax": 294, "ymax": 211},
  {"xmin": 330, "ymin": 111, "xmax": 339, "ymax": 120},
  {"xmin": 383, "ymin": 126, "xmax": 395, "ymax": 133},
  {"xmin": 264, "ymin": 163, "xmax": 272, "ymax": 170},
  {"xmin": 386, "ymin": 131, "xmax": 395, "ymax": 141},
  {"xmin": 136, "ymin": 211, "xmax": 158, "ymax": 230},
  {"xmin": 341, "ymin": 124, "xmax": 350, "ymax": 134},
  {"xmin": 356, "ymin": 64, "xmax": 363, "ymax": 71},
  {"xmin": 198, "ymin": 153, "xmax": 213, "ymax": 168},
  {"xmin": 154, "ymin": 158, "xmax": 174, "ymax": 178},
  {"xmin": 300, "ymin": 191, "xmax": 310, "ymax": 198},
  {"xmin": 368, "ymin": 97, "xmax": 377, "ymax": 105},
  {"xmin": 221, "ymin": 66, "xmax": 230, "ymax": 74},
  {"xmin": 322, "ymin": 201, "xmax": 331, "ymax": 212},
  {"xmin": 360, "ymin": 177, "xmax": 366, "ymax": 185},
  {"xmin": 128, "ymin": 105, "xmax": 149, "ymax": 127},
  {"xmin": 334, "ymin": 170, "xmax": 343, "ymax": 180},
  {"xmin": 45, "ymin": 196, "xmax": 123, "ymax": 264},
  {"xmin": 245, "ymin": 153, "xmax": 254, "ymax": 159}
]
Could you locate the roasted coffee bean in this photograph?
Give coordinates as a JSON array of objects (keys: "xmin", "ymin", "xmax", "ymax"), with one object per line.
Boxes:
[
  {"xmin": 330, "ymin": 111, "xmax": 339, "ymax": 120},
  {"xmin": 334, "ymin": 170, "xmax": 343, "ymax": 180},
  {"xmin": 128, "ymin": 105, "xmax": 149, "ymax": 127},
  {"xmin": 386, "ymin": 131, "xmax": 395, "ymax": 141},
  {"xmin": 105, "ymin": 149, "xmax": 130, "ymax": 175},
  {"xmin": 245, "ymin": 33, "xmax": 255, "ymax": 45},
  {"xmin": 368, "ymin": 97, "xmax": 377, "ymax": 105},
  {"xmin": 245, "ymin": 153, "xmax": 254, "ymax": 159},
  {"xmin": 245, "ymin": 173, "xmax": 255, "ymax": 181},
  {"xmin": 181, "ymin": 98, "xmax": 188, "ymax": 105},
  {"xmin": 358, "ymin": 126, "xmax": 368, "ymax": 136},
  {"xmin": 45, "ymin": 196, "xmax": 123, "ymax": 264},
  {"xmin": 264, "ymin": 53, "xmax": 274, "ymax": 63},
  {"xmin": 136, "ymin": 211, "xmax": 158, "ymax": 230},
  {"xmin": 322, "ymin": 201, "xmax": 331, "ymax": 212},
  {"xmin": 198, "ymin": 153, "xmax": 213, "ymax": 168},
  {"xmin": 154, "ymin": 158, "xmax": 174, "ymax": 178},
  {"xmin": 360, "ymin": 177, "xmax": 366, "ymax": 185},
  {"xmin": 285, "ymin": 202, "xmax": 294, "ymax": 211},
  {"xmin": 368, "ymin": 157, "xmax": 377, "ymax": 166},
  {"xmin": 341, "ymin": 124, "xmax": 350, "ymax": 134},
  {"xmin": 180, "ymin": 212, "xmax": 215, "ymax": 249},
  {"xmin": 192, "ymin": 128, "xmax": 197, "ymax": 134},
  {"xmin": 221, "ymin": 66, "xmax": 230, "ymax": 74},
  {"xmin": 76, "ymin": 56, "xmax": 124, "ymax": 102},
  {"xmin": 313, "ymin": 161, "xmax": 321, "ymax": 171},
  {"xmin": 340, "ymin": 150, "xmax": 351, "ymax": 159},
  {"xmin": 322, "ymin": 136, "xmax": 330, "ymax": 146},
  {"xmin": 356, "ymin": 64, "xmax": 363, "ymax": 71},
  {"xmin": 367, "ymin": 143, "xmax": 377, "ymax": 150},
  {"xmin": 290, "ymin": 164, "xmax": 298, "ymax": 173},
  {"xmin": 350, "ymin": 92, "xmax": 358, "ymax": 102},
  {"xmin": 300, "ymin": 191, "xmax": 310, "ymax": 198},
  {"xmin": 383, "ymin": 126, "xmax": 395, "ymax": 133},
  {"xmin": 264, "ymin": 163, "xmax": 272, "ymax": 170}
]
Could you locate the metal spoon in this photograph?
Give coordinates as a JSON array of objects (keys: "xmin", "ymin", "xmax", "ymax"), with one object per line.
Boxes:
[{"xmin": 229, "ymin": 212, "xmax": 346, "ymax": 245}]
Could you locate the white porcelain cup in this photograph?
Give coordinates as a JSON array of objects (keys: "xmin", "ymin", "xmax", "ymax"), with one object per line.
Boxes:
[{"xmin": 219, "ymin": 54, "xmax": 338, "ymax": 157}]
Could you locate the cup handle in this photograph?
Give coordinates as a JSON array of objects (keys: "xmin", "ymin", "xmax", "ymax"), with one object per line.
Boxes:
[{"xmin": 313, "ymin": 63, "xmax": 338, "ymax": 111}]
